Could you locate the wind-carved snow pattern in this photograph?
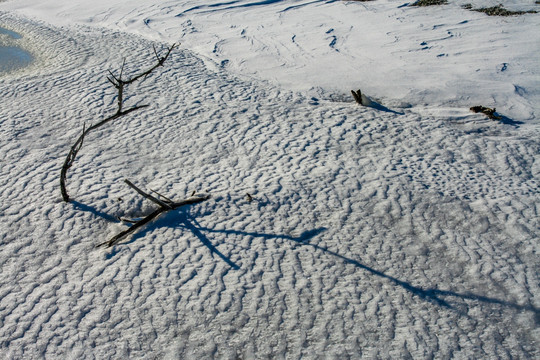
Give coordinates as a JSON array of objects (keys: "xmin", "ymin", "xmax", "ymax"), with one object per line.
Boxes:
[{"xmin": 0, "ymin": 3, "xmax": 539, "ymax": 359}]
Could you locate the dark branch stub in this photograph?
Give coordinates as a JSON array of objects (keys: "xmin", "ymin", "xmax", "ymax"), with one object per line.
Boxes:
[
  {"xmin": 470, "ymin": 105, "xmax": 502, "ymax": 120},
  {"xmin": 60, "ymin": 43, "xmax": 177, "ymax": 202},
  {"xmin": 351, "ymin": 89, "xmax": 364, "ymax": 105}
]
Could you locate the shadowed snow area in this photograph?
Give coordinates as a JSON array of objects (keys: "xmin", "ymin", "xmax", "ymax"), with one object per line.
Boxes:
[{"xmin": 0, "ymin": 2, "xmax": 539, "ymax": 359}]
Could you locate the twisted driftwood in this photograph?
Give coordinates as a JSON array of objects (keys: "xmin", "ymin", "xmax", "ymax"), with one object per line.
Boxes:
[{"xmin": 60, "ymin": 44, "xmax": 177, "ymax": 202}]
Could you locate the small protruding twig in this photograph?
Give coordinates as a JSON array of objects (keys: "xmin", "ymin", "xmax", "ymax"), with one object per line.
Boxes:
[
  {"xmin": 152, "ymin": 45, "xmax": 160, "ymax": 61},
  {"xmin": 351, "ymin": 89, "xmax": 363, "ymax": 105},
  {"xmin": 124, "ymin": 179, "xmax": 172, "ymax": 209},
  {"xmin": 118, "ymin": 217, "xmax": 139, "ymax": 224},
  {"xmin": 149, "ymin": 188, "xmax": 174, "ymax": 204},
  {"xmin": 119, "ymin": 58, "xmax": 126, "ymax": 81}
]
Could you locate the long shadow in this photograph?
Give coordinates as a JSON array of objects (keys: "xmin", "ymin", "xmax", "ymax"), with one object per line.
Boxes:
[
  {"xmin": 180, "ymin": 215, "xmax": 240, "ymax": 270},
  {"xmin": 71, "ymin": 200, "xmax": 118, "ymax": 223},
  {"xmin": 292, "ymin": 236, "xmax": 539, "ymax": 315},
  {"xmin": 497, "ymin": 115, "xmax": 523, "ymax": 127},
  {"xmin": 186, "ymin": 219, "xmax": 539, "ymax": 315},
  {"xmin": 111, "ymin": 208, "xmax": 240, "ymax": 269},
  {"xmin": 366, "ymin": 101, "xmax": 405, "ymax": 115},
  {"xmin": 102, "ymin": 207, "xmax": 539, "ymax": 317}
]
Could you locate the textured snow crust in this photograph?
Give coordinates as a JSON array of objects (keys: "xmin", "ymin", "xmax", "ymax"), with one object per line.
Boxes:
[{"xmin": 0, "ymin": 1, "xmax": 539, "ymax": 359}]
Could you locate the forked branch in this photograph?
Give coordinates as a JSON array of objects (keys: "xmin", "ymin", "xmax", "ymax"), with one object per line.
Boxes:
[
  {"xmin": 107, "ymin": 43, "xmax": 177, "ymax": 114},
  {"xmin": 60, "ymin": 43, "xmax": 177, "ymax": 202},
  {"xmin": 96, "ymin": 179, "xmax": 210, "ymax": 248}
]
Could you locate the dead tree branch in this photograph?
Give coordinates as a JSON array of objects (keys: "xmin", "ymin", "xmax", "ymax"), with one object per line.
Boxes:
[
  {"xmin": 60, "ymin": 43, "xmax": 177, "ymax": 202},
  {"xmin": 96, "ymin": 179, "xmax": 210, "ymax": 248},
  {"xmin": 107, "ymin": 44, "xmax": 177, "ymax": 114},
  {"xmin": 124, "ymin": 179, "xmax": 172, "ymax": 209}
]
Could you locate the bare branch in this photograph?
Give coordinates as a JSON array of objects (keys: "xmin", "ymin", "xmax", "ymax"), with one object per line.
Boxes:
[
  {"xmin": 60, "ymin": 43, "xmax": 176, "ymax": 202},
  {"xmin": 153, "ymin": 45, "xmax": 159, "ymax": 62},
  {"xmin": 107, "ymin": 70, "xmax": 120, "ymax": 86},
  {"xmin": 96, "ymin": 179, "xmax": 210, "ymax": 248},
  {"xmin": 124, "ymin": 179, "xmax": 172, "ymax": 209},
  {"xmin": 60, "ymin": 105, "xmax": 148, "ymax": 202},
  {"xmin": 119, "ymin": 58, "xmax": 126, "ymax": 82},
  {"xmin": 149, "ymin": 188, "xmax": 174, "ymax": 204},
  {"xmin": 96, "ymin": 207, "xmax": 164, "ymax": 248},
  {"xmin": 107, "ymin": 76, "xmax": 117, "ymax": 87},
  {"xmin": 122, "ymin": 43, "xmax": 177, "ymax": 85},
  {"xmin": 60, "ymin": 123, "xmax": 86, "ymax": 202}
]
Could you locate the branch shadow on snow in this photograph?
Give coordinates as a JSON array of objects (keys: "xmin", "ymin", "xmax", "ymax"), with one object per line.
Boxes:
[
  {"xmin": 71, "ymin": 201, "xmax": 119, "ymax": 223},
  {"xmin": 497, "ymin": 115, "xmax": 523, "ymax": 128},
  {"xmin": 365, "ymin": 100, "xmax": 405, "ymax": 115},
  {"xmin": 108, "ymin": 208, "xmax": 240, "ymax": 269},
  {"xmin": 290, "ymin": 233, "xmax": 540, "ymax": 317},
  {"xmin": 188, "ymin": 219, "xmax": 538, "ymax": 316},
  {"xmin": 104, "ymin": 207, "xmax": 539, "ymax": 317}
]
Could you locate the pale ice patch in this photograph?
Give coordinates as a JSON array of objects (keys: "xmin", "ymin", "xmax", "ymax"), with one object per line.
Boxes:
[
  {"xmin": 0, "ymin": 26, "xmax": 22, "ymax": 39},
  {"xmin": 0, "ymin": 26, "xmax": 33, "ymax": 72},
  {"xmin": 0, "ymin": 45, "xmax": 33, "ymax": 72}
]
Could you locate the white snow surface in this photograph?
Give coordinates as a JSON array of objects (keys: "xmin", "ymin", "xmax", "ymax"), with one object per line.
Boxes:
[{"xmin": 1, "ymin": 0, "xmax": 539, "ymax": 358}]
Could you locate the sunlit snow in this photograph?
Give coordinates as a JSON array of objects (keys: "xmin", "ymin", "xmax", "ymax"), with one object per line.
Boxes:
[{"xmin": 0, "ymin": 1, "xmax": 539, "ymax": 358}]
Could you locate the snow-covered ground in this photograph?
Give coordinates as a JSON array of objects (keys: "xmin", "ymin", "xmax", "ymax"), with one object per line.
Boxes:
[{"xmin": 0, "ymin": 0, "xmax": 539, "ymax": 358}]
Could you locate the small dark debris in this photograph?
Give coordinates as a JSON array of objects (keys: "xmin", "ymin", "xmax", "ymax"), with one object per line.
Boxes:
[
  {"xmin": 470, "ymin": 106, "xmax": 502, "ymax": 120},
  {"xmin": 411, "ymin": 0, "xmax": 448, "ymax": 6},
  {"xmin": 351, "ymin": 89, "xmax": 363, "ymax": 105},
  {"xmin": 472, "ymin": 4, "xmax": 537, "ymax": 16}
]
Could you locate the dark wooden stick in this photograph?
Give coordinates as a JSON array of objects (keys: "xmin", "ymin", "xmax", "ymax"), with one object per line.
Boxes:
[
  {"xmin": 351, "ymin": 89, "xmax": 363, "ymax": 105},
  {"xmin": 60, "ymin": 43, "xmax": 177, "ymax": 202},
  {"xmin": 97, "ymin": 207, "xmax": 164, "ymax": 248},
  {"xmin": 59, "ymin": 105, "xmax": 149, "ymax": 202},
  {"xmin": 96, "ymin": 191, "xmax": 210, "ymax": 248},
  {"xmin": 124, "ymin": 179, "xmax": 172, "ymax": 209},
  {"xmin": 470, "ymin": 105, "xmax": 502, "ymax": 120}
]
